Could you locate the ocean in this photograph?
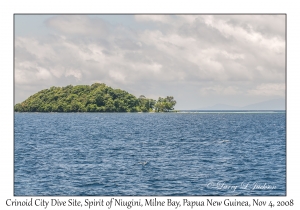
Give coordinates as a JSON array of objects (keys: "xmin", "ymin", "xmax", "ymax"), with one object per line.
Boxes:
[{"xmin": 14, "ymin": 111, "xmax": 286, "ymax": 196}]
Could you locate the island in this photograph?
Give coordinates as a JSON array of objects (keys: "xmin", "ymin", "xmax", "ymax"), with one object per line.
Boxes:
[{"xmin": 14, "ymin": 83, "xmax": 176, "ymax": 112}]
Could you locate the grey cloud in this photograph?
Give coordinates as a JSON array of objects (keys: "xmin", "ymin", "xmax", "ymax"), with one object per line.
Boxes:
[
  {"xmin": 15, "ymin": 46, "xmax": 37, "ymax": 62},
  {"xmin": 15, "ymin": 15, "xmax": 285, "ymax": 109},
  {"xmin": 177, "ymin": 19, "xmax": 230, "ymax": 46},
  {"xmin": 223, "ymin": 15, "xmax": 285, "ymax": 40},
  {"xmin": 114, "ymin": 38, "xmax": 142, "ymax": 51}
]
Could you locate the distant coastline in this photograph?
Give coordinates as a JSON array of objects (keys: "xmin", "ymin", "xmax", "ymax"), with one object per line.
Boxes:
[{"xmin": 199, "ymin": 98, "xmax": 285, "ymax": 111}]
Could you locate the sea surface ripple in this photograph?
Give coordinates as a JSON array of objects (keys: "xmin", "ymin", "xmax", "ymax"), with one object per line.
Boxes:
[{"xmin": 14, "ymin": 112, "xmax": 286, "ymax": 196}]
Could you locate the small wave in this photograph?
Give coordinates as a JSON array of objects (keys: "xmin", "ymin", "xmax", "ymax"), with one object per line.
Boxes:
[
  {"xmin": 138, "ymin": 161, "xmax": 148, "ymax": 166},
  {"xmin": 77, "ymin": 183, "xmax": 103, "ymax": 188},
  {"xmin": 219, "ymin": 140, "xmax": 230, "ymax": 143}
]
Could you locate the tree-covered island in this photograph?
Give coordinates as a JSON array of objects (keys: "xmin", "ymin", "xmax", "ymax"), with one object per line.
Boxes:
[{"xmin": 14, "ymin": 83, "xmax": 176, "ymax": 112}]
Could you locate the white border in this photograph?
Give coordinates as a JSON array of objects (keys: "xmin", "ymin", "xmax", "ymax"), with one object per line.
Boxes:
[{"xmin": 1, "ymin": 0, "xmax": 299, "ymax": 209}]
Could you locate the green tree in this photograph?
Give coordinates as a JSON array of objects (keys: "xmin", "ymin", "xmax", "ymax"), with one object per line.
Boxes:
[
  {"xmin": 138, "ymin": 95, "xmax": 155, "ymax": 112},
  {"xmin": 14, "ymin": 83, "xmax": 176, "ymax": 113},
  {"xmin": 155, "ymin": 96, "xmax": 176, "ymax": 112}
]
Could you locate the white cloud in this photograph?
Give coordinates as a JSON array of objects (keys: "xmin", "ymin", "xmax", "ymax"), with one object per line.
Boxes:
[
  {"xmin": 36, "ymin": 67, "xmax": 52, "ymax": 80},
  {"xmin": 248, "ymin": 83, "xmax": 285, "ymax": 97},
  {"xmin": 14, "ymin": 15, "xmax": 286, "ymax": 108},
  {"xmin": 200, "ymin": 85, "xmax": 242, "ymax": 96},
  {"xmin": 109, "ymin": 70, "xmax": 126, "ymax": 82},
  {"xmin": 134, "ymin": 15, "xmax": 172, "ymax": 23}
]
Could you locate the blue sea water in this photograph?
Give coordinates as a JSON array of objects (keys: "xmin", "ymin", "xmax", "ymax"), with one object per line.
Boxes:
[{"xmin": 14, "ymin": 111, "xmax": 286, "ymax": 196}]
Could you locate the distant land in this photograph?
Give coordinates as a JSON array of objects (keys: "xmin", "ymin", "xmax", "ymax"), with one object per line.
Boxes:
[
  {"xmin": 200, "ymin": 98, "xmax": 285, "ymax": 110},
  {"xmin": 14, "ymin": 83, "xmax": 176, "ymax": 112}
]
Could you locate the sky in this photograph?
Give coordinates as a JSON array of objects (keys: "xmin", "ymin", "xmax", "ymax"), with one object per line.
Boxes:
[{"xmin": 14, "ymin": 14, "xmax": 286, "ymax": 110}]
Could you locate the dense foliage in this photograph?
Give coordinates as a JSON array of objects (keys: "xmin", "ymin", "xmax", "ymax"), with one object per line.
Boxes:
[
  {"xmin": 154, "ymin": 96, "xmax": 177, "ymax": 112},
  {"xmin": 14, "ymin": 83, "xmax": 176, "ymax": 112}
]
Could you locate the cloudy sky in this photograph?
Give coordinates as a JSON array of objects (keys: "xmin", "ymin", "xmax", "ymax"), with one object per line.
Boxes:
[{"xmin": 14, "ymin": 14, "xmax": 285, "ymax": 109}]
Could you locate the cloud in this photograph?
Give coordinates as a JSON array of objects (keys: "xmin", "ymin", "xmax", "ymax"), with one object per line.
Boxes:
[
  {"xmin": 134, "ymin": 15, "xmax": 172, "ymax": 24},
  {"xmin": 15, "ymin": 15, "xmax": 286, "ymax": 108},
  {"xmin": 45, "ymin": 15, "xmax": 109, "ymax": 37},
  {"xmin": 200, "ymin": 85, "xmax": 242, "ymax": 96},
  {"xmin": 248, "ymin": 83, "xmax": 285, "ymax": 96}
]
